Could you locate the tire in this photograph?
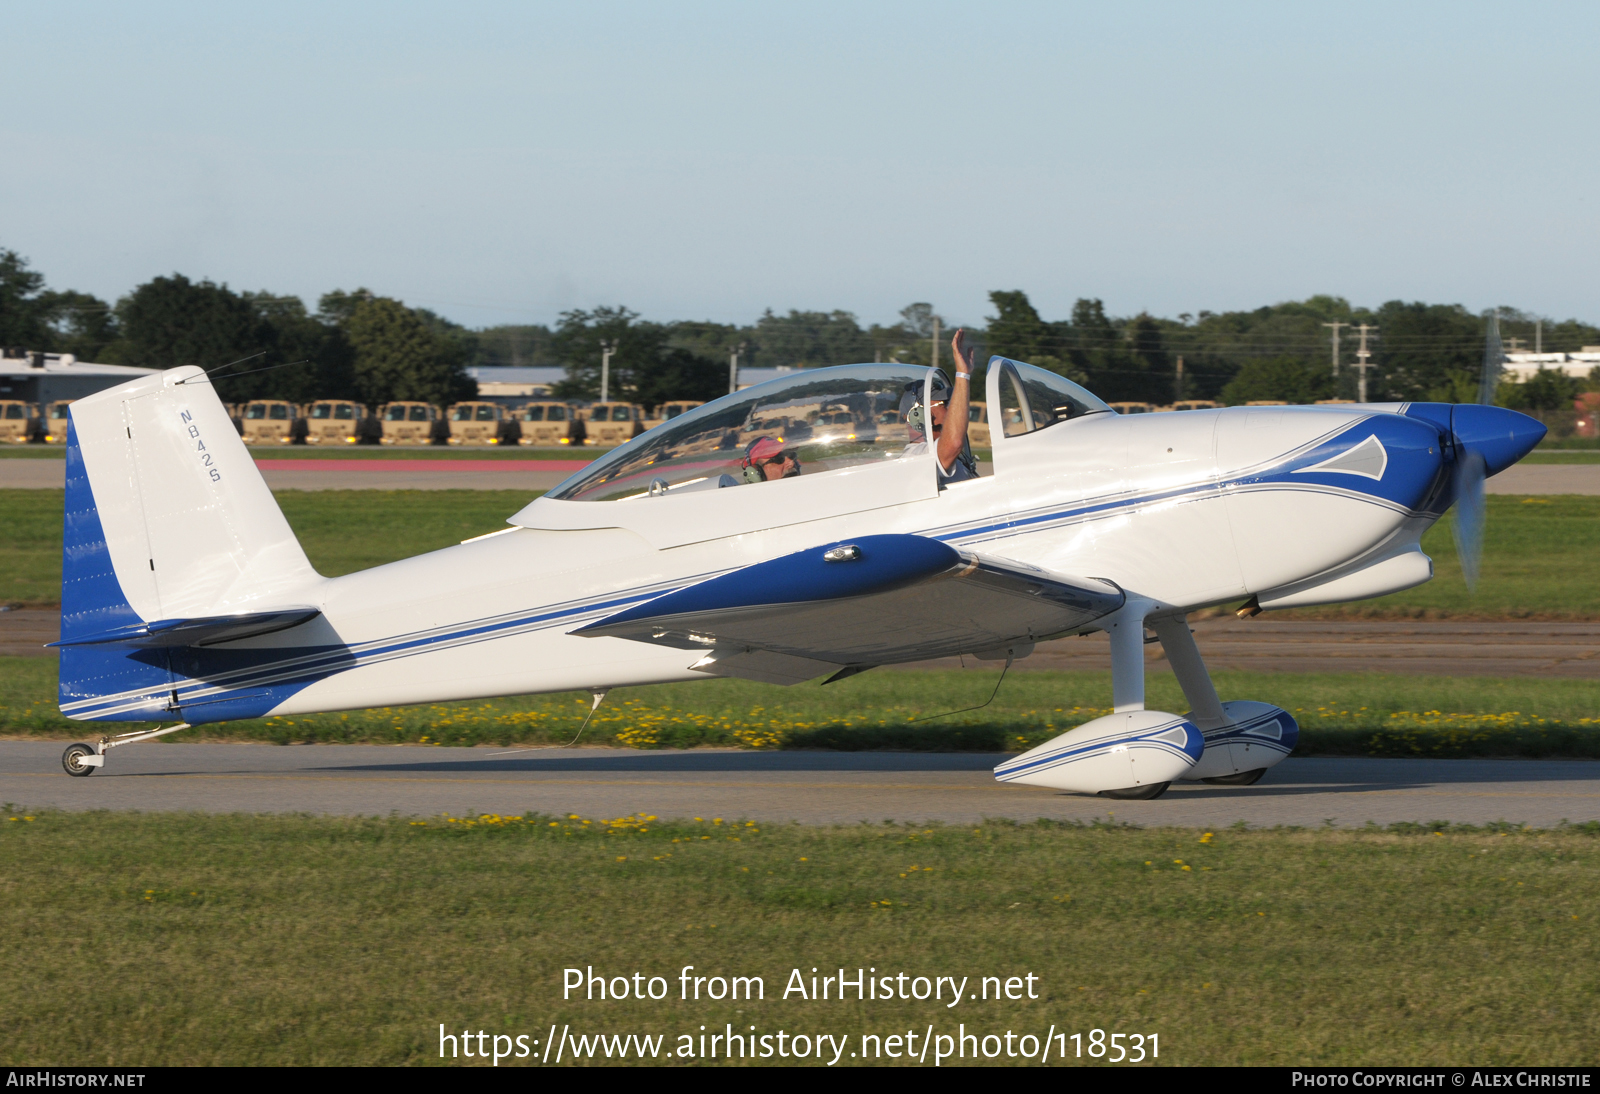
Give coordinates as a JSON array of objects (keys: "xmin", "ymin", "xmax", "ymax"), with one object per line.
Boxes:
[
  {"xmin": 1201, "ymin": 767, "xmax": 1267, "ymax": 786},
  {"xmin": 1099, "ymin": 781, "xmax": 1169, "ymax": 801},
  {"xmin": 62, "ymin": 743, "xmax": 97, "ymax": 777}
]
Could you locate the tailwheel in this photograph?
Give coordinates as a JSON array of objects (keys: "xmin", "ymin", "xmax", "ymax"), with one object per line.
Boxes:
[
  {"xmin": 1098, "ymin": 781, "xmax": 1170, "ymax": 801},
  {"xmin": 62, "ymin": 743, "xmax": 98, "ymax": 777},
  {"xmin": 1202, "ymin": 767, "xmax": 1267, "ymax": 786}
]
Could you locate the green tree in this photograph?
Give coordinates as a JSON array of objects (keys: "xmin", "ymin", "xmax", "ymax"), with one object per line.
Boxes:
[
  {"xmin": 985, "ymin": 290, "xmax": 1048, "ymax": 362},
  {"xmin": 1219, "ymin": 356, "xmax": 1336, "ymax": 404},
  {"xmin": 38, "ymin": 290, "xmax": 121, "ymax": 361},
  {"xmin": 471, "ymin": 324, "xmax": 558, "ymax": 368},
  {"xmin": 750, "ymin": 309, "xmax": 874, "ymax": 368},
  {"xmin": 0, "ymin": 249, "xmax": 54, "ymax": 348},
  {"xmin": 550, "ymin": 306, "xmax": 667, "ymax": 402},
  {"xmin": 1497, "ymin": 368, "xmax": 1580, "ymax": 411},
  {"xmin": 344, "ymin": 296, "xmax": 474, "ymax": 407},
  {"xmin": 118, "ymin": 275, "xmax": 264, "ymax": 376},
  {"xmin": 1370, "ymin": 301, "xmax": 1481, "ymax": 401}
]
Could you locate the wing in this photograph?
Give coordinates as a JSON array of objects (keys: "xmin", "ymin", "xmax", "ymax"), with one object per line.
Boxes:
[{"xmin": 572, "ymin": 533, "xmax": 1124, "ymax": 684}]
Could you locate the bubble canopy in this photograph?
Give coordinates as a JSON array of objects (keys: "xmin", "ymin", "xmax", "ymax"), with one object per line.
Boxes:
[{"xmin": 547, "ymin": 360, "xmax": 1111, "ymax": 502}]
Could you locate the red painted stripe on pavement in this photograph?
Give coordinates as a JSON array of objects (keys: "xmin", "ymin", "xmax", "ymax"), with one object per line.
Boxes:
[{"xmin": 254, "ymin": 459, "xmax": 593, "ymax": 472}]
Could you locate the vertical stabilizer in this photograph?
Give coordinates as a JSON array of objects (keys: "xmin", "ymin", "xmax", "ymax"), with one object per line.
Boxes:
[{"xmin": 61, "ymin": 366, "xmax": 320, "ymax": 639}]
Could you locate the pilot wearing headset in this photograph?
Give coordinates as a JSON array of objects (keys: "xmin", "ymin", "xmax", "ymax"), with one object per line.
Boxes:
[
  {"xmin": 901, "ymin": 327, "xmax": 979, "ymax": 484},
  {"xmin": 741, "ymin": 435, "xmax": 801, "ymax": 483}
]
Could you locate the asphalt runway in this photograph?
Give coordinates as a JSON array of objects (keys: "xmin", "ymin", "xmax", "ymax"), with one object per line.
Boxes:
[
  {"xmin": 10, "ymin": 612, "xmax": 1598, "ymax": 677},
  {"xmin": 2, "ymin": 456, "xmax": 1595, "ymax": 493},
  {"xmin": 2, "ymin": 741, "xmax": 1595, "ymax": 827}
]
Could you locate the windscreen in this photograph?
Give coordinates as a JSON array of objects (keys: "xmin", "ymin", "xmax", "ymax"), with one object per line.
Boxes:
[
  {"xmin": 994, "ymin": 358, "xmax": 1112, "ymax": 438},
  {"xmin": 549, "ymin": 364, "xmax": 926, "ymax": 502},
  {"xmin": 408, "ymin": 405, "xmax": 431, "ymax": 422}
]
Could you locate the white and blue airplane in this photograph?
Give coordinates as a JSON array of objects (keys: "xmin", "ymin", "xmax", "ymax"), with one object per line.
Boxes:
[{"xmin": 53, "ymin": 356, "xmax": 1543, "ymax": 798}]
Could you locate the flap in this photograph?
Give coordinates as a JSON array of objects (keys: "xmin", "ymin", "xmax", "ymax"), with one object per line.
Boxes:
[
  {"xmin": 573, "ymin": 534, "xmax": 1123, "ymax": 668},
  {"xmin": 49, "ymin": 607, "xmax": 322, "ymax": 649}
]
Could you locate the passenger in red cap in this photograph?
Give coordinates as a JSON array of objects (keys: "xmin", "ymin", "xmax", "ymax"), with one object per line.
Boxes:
[{"xmin": 741, "ymin": 436, "xmax": 801, "ymax": 483}]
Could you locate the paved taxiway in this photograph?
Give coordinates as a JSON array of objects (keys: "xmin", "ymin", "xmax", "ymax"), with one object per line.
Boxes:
[{"xmin": 2, "ymin": 742, "xmax": 1595, "ymax": 827}]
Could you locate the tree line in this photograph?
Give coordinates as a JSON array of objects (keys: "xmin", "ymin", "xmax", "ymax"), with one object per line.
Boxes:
[{"xmin": 4, "ymin": 247, "xmax": 1595, "ymax": 411}]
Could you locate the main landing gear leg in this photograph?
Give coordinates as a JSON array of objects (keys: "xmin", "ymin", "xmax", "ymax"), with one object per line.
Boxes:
[
  {"xmin": 1149, "ymin": 616, "xmax": 1227, "ymax": 731},
  {"xmin": 61, "ymin": 723, "xmax": 192, "ymax": 777},
  {"xmin": 1096, "ymin": 598, "xmax": 1175, "ymax": 800}
]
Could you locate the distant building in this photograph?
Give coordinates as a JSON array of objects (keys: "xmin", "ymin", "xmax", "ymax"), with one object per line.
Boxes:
[
  {"xmin": 1503, "ymin": 349, "xmax": 1600, "ymax": 383},
  {"xmin": 0, "ymin": 350, "xmax": 158, "ymax": 404},
  {"xmin": 466, "ymin": 366, "xmax": 566, "ymax": 402}
]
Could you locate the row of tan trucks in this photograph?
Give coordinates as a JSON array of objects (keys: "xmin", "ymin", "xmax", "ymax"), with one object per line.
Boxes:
[{"xmin": 0, "ymin": 396, "xmax": 1328, "ymax": 448}]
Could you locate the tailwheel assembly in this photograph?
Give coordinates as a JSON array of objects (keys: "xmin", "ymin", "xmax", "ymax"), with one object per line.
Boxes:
[{"xmin": 62, "ymin": 742, "xmax": 103, "ymax": 777}]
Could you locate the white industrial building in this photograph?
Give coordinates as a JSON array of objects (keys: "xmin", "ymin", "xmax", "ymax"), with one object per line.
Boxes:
[
  {"xmin": 1503, "ymin": 349, "xmax": 1600, "ymax": 382},
  {"xmin": 0, "ymin": 350, "xmax": 158, "ymax": 404}
]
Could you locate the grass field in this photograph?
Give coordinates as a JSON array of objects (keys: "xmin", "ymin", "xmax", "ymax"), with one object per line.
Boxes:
[
  {"xmin": 1522, "ymin": 450, "xmax": 1600, "ymax": 463},
  {"xmin": 4, "ymin": 489, "xmax": 1598, "ymax": 617},
  {"xmin": 4, "ymin": 657, "xmax": 1596, "ymax": 758},
  {"xmin": 1, "ymin": 811, "xmax": 1595, "ymax": 1066}
]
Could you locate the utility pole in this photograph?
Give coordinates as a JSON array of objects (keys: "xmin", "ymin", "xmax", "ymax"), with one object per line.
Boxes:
[
  {"xmin": 931, "ymin": 317, "xmax": 941, "ymax": 372},
  {"xmin": 599, "ymin": 341, "xmax": 616, "ymax": 404},
  {"xmin": 1536, "ymin": 319, "xmax": 1542, "ymax": 354},
  {"xmin": 1174, "ymin": 356, "xmax": 1185, "ymax": 403},
  {"xmin": 1321, "ymin": 321, "xmax": 1348, "ymax": 378},
  {"xmin": 728, "ymin": 342, "xmax": 744, "ymax": 395},
  {"xmin": 1505, "ymin": 337, "xmax": 1526, "ymax": 352},
  {"xmin": 1354, "ymin": 324, "xmax": 1378, "ymax": 402}
]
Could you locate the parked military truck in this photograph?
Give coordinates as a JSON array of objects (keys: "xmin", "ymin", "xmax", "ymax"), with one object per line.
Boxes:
[
  {"xmin": 446, "ymin": 401, "xmax": 517, "ymax": 445},
  {"xmin": 42, "ymin": 400, "xmax": 74, "ymax": 444},
  {"xmin": 240, "ymin": 400, "xmax": 308, "ymax": 445},
  {"xmin": 304, "ymin": 400, "xmax": 377, "ymax": 445},
  {"xmin": 583, "ymin": 402, "xmax": 645, "ymax": 447},
  {"xmin": 516, "ymin": 401, "xmax": 580, "ymax": 446},
  {"xmin": 0, "ymin": 401, "xmax": 41, "ymax": 443},
  {"xmin": 967, "ymin": 402, "xmax": 991, "ymax": 446},
  {"xmin": 379, "ymin": 402, "xmax": 445, "ymax": 445},
  {"xmin": 646, "ymin": 400, "xmax": 704, "ymax": 429}
]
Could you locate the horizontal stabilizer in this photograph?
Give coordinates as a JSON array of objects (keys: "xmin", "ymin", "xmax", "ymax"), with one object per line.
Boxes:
[
  {"xmin": 50, "ymin": 607, "xmax": 322, "ymax": 649},
  {"xmin": 574, "ymin": 533, "xmax": 1124, "ymax": 671}
]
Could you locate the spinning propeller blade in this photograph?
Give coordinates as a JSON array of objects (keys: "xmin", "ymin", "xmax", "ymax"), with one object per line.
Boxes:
[
  {"xmin": 1452, "ymin": 311, "xmax": 1506, "ymax": 591},
  {"xmin": 1450, "ymin": 449, "xmax": 1486, "ymax": 591}
]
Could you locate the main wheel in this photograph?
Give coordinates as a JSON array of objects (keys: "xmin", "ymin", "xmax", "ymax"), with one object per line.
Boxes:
[
  {"xmin": 1202, "ymin": 767, "xmax": 1267, "ymax": 786},
  {"xmin": 1099, "ymin": 781, "xmax": 1169, "ymax": 801},
  {"xmin": 62, "ymin": 743, "xmax": 97, "ymax": 777}
]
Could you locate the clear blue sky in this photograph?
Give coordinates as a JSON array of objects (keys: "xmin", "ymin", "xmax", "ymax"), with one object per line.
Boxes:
[{"xmin": 4, "ymin": 1, "xmax": 1595, "ymax": 330}]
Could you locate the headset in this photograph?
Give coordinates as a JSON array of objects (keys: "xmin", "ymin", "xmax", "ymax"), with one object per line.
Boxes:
[{"xmin": 741, "ymin": 436, "xmax": 799, "ymax": 483}]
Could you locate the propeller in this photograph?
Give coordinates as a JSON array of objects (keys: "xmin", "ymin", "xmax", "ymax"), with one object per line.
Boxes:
[{"xmin": 1450, "ymin": 312, "xmax": 1503, "ymax": 591}]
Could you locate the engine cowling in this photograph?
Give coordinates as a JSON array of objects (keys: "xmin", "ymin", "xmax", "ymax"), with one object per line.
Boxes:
[
  {"xmin": 994, "ymin": 711, "xmax": 1203, "ymax": 793},
  {"xmin": 1180, "ymin": 700, "xmax": 1299, "ymax": 781}
]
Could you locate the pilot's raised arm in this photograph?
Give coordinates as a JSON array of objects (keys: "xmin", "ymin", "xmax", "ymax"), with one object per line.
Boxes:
[{"xmin": 902, "ymin": 330, "xmax": 978, "ymax": 483}]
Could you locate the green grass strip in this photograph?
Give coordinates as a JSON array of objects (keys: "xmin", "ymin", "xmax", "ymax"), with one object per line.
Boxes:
[
  {"xmin": 1, "ymin": 811, "xmax": 1597, "ymax": 1065},
  {"xmin": 5, "ymin": 660, "xmax": 1596, "ymax": 759}
]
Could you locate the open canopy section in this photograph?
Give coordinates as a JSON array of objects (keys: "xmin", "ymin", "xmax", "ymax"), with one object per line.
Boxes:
[{"xmin": 548, "ymin": 364, "xmax": 931, "ymax": 502}]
